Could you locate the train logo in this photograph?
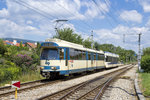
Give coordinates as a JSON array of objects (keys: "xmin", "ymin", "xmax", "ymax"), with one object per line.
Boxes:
[{"xmin": 45, "ymin": 60, "xmax": 50, "ymax": 66}]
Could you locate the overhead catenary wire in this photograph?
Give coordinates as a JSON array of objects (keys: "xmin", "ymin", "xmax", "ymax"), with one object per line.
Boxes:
[
  {"xmin": 91, "ymin": 0, "xmax": 116, "ymax": 28},
  {"xmin": 54, "ymin": 1, "xmax": 94, "ymax": 30},
  {"xmin": 38, "ymin": 1, "xmax": 92, "ymax": 37},
  {"xmin": 14, "ymin": 0, "xmax": 58, "ymax": 20},
  {"xmin": 14, "ymin": 0, "xmax": 91, "ymax": 38}
]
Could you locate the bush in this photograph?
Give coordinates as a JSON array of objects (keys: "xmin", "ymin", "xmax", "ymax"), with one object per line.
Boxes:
[
  {"xmin": 32, "ymin": 53, "xmax": 40, "ymax": 65},
  {"xmin": 0, "ymin": 39, "xmax": 7, "ymax": 55},
  {"xmin": 0, "ymin": 58, "xmax": 5, "ymax": 65},
  {"xmin": 13, "ymin": 54, "xmax": 33, "ymax": 72},
  {"xmin": 141, "ymin": 55, "xmax": 150, "ymax": 72},
  {"xmin": 0, "ymin": 61, "xmax": 21, "ymax": 82}
]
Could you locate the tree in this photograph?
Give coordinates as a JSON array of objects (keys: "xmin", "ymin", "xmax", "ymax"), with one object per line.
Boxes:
[
  {"xmin": 0, "ymin": 39, "xmax": 7, "ymax": 55},
  {"xmin": 83, "ymin": 38, "xmax": 92, "ymax": 49},
  {"xmin": 143, "ymin": 47, "xmax": 150, "ymax": 56},
  {"xmin": 94, "ymin": 42, "xmax": 100, "ymax": 50},
  {"xmin": 54, "ymin": 28, "xmax": 83, "ymax": 45},
  {"xmin": 20, "ymin": 41, "xmax": 23, "ymax": 48}
]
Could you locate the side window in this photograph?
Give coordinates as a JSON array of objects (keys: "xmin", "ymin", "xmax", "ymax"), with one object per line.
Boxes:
[
  {"xmin": 101, "ymin": 54, "xmax": 104, "ymax": 60},
  {"xmin": 98, "ymin": 54, "xmax": 100, "ymax": 60},
  {"xmin": 70, "ymin": 48, "xmax": 75, "ymax": 60},
  {"xmin": 78, "ymin": 50, "xmax": 82, "ymax": 60},
  {"xmin": 59, "ymin": 48, "xmax": 64, "ymax": 60},
  {"xmin": 108, "ymin": 56, "xmax": 112, "ymax": 62},
  {"xmin": 74, "ymin": 49, "xmax": 79, "ymax": 60},
  {"xmin": 98, "ymin": 54, "xmax": 104, "ymax": 60},
  {"xmin": 88, "ymin": 52, "xmax": 91, "ymax": 60},
  {"xmin": 94, "ymin": 53, "xmax": 96, "ymax": 60},
  {"xmin": 91, "ymin": 53, "xmax": 93, "ymax": 60},
  {"xmin": 82, "ymin": 51, "xmax": 86, "ymax": 60}
]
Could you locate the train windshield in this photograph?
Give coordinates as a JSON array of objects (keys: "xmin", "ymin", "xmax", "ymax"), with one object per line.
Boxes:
[{"xmin": 41, "ymin": 48, "xmax": 58, "ymax": 60}]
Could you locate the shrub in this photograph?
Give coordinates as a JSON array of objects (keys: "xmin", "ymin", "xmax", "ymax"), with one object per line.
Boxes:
[
  {"xmin": 0, "ymin": 58, "xmax": 5, "ymax": 65},
  {"xmin": 32, "ymin": 53, "xmax": 40, "ymax": 65},
  {"xmin": 0, "ymin": 61, "xmax": 21, "ymax": 82},
  {"xmin": 13, "ymin": 54, "xmax": 32, "ymax": 66},
  {"xmin": 0, "ymin": 39, "xmax": 7, "ymax": 55},
  {"xmin": 0, "ymin": 69, "xmax": 5, "ymax": 82},
  {"xmin": 141, "ymin": 55, "xmax": 150, "ymax": 72},
  {"xmin": 13, "ymin": 54, "xmax": 33, "ymax": 72}
]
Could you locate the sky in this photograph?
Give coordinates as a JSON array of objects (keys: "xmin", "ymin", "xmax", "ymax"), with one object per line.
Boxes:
[{"xmin": 0, "ymin": 0, "xmax": 150, "ymax": 53}]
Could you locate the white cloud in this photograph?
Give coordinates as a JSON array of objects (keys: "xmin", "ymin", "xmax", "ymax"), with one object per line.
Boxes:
[
  {"xmin": 0, "ymin": 0, "xmax": 111, "ymax": 41},
  {"xmin": 63, "ymin": 23, "xmax": 76, "ymax": 30},
  {"xmin": 139, "ymin": 0, "xmax": 150, "ymax": 12},
  {"xmin": 0, "ymin": 18, "xmax": 54, "ymax": 40},
  {"xmin": 0, "ymin": 8, "xmax": 9, "ymax": 18},
  {"xmin": 120, "ymin": 10, "xmax": 142, "ymax": 23},
  {"xmin": 94, "ymin": 25, "xmax": 150, "ymax": 53},
  {"xmin": 146, "ymin": 18, "xmax": 150, "ymax": 27},
  {"xmin": 26, "ymin": 20, "xmax": 33, "ymax": 25},
  {"xmin": 81, "ymin": 0, "xmax": 110, "ymax": 19},
  {"xmin": 95, "ymin": 29, "xmax": 120, "ymax": 40},
  {"xmin": 113, "ymin": 25, "xmax": 129, "ymax": 34}
]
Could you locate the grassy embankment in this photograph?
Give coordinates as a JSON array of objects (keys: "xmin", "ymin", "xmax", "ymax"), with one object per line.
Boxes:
[
  {"xmin": 0, "ymin": 70, "xmax": 44, "ymax": 87},
  {"xmin": 139, "ymin": 73, "xmax": 150, "ymax": 99}
]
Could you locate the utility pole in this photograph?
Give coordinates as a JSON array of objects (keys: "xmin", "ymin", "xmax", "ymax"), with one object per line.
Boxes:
[
  {"xmin": 123, "ymin": 33, "xmax": 142, "ymax": 71},
  {"xmin": 138, "ymin": 33, "xmax": 142, "ymax": 71},
  {"xmin": 91, "ymin": 30, "xmax": 94, "ymax": 49}
]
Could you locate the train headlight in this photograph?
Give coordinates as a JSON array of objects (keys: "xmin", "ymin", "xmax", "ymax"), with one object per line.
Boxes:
[
  {"xmin": 40, "ymin": 67, "xmax": 44, "ymax": 70},
  {"xmin": 51, "ymin": 66, "xmax": 56, "ymax": 70}
]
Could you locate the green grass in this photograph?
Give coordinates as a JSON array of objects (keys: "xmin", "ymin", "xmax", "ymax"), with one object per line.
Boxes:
[
  {"xmin": 139, "ymin": 73, "xmax": 150, "ymax": 97},
  {"xmin": 0, "ymin": 71, "xmax": 44, "ymax": 87}
]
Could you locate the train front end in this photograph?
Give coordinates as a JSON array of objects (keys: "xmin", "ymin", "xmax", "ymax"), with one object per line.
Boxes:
[{"xmin": 40, "ymin": 41, "xmax": 68, "ymax": 79}]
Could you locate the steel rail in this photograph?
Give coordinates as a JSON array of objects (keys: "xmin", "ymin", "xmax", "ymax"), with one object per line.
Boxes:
[
  {"xmin": 37, "ymin": 65, "xmax": 133, "ymax": 100},
  {"xmin": 0, "ymin": 79, "xmax": 61, "ymax": 97}
]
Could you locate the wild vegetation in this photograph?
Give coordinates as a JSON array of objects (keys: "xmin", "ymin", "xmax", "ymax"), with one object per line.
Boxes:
[
  {"xmin": 140, "ymin": 73, "xmax": 150, "ymax": 97},
  {"xmin": 141, "ymin": 47, "xmax": 150, "ymax": 72},
  {"xmin": 54, "ymin": 28, "xmax": 137, "ymax": 63},
  {"xmin": 0, "ymin": 39, "xmax": 42, "ymax": 86},
  {"xmin": 139, "ymin": 47, "xmax": 150, "ymax": 97}
]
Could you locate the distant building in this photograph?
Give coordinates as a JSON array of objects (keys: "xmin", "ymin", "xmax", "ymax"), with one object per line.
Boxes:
[
  {"xmin": 3, "ymin": 40, "xmax": 25, "ymax": 47},
  {"xmin": 25, "ymin": 42, "xmax": 37, "ymax": 50}
]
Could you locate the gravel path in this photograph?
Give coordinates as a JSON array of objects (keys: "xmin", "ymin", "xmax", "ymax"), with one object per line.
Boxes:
[
  {"xmin": 102, "ymin": 65, "xmax": 137, "ymax": 100},
  {"xmin": 1, "ymin": 65, "xmax": 129, "ymax": 100}
]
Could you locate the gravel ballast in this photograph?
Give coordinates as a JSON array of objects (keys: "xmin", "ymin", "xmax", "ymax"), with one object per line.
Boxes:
[
  {"xmin": 1, "ymin": 65, "xmax": 129, "ymax": 100},
  {"xmin": 102, "ymin": 65, "xmax": 137, "ymax": 100}
]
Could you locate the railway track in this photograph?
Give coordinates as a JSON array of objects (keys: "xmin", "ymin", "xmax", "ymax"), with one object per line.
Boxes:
[
  {"xmin": 0, "ymin": 79, "xmax": 62, "ymax": 97},
  {"xmin": 37, "ymin": 65, "xmax": 133, "ymax": 100},
  {"xmin": 0, "ymin": 70, "xmax": 104, "ymax": 98}
]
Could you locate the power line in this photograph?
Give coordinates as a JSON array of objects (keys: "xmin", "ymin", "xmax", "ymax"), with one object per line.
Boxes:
[
  {"xmin": 38, "ymin": 1, "xmax": 92, "ymax": 37},
  {"xmin": 91, "ymin": 0, "xmax": 116, "ymax": 28},
  {"xmin": 14, "ymin": 0, "xmax": 58, "ymax": 20},
  {"xmin": 104, "ymin": 0, "xmax": 130, "ymax": 27},
  {"xmin": 55, "ymin": 1, "xmax": 94, "ymax": 30}
]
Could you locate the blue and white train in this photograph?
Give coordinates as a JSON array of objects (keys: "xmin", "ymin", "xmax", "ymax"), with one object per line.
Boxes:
[{"xmin": 40, "ymin": 38, "xmax": 121, "ymax": 79}]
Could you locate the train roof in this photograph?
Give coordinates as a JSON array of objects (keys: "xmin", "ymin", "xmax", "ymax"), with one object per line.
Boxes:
[
  {"xmin": 104, "ymin": 51, "xmax": 119, "ymax": 57},
  {"xmin": 44, "ymin": 38, "xmax": 104, "ymax": 54}
]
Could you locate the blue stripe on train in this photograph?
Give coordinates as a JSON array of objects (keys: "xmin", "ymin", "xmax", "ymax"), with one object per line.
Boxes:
[
  {"xmin": 60, "ymin": 66, "xmax": 105, "ymax": 75},
  {"xmin": 43, "ymin": 66, "xmax": 105, "ymax": 75},
  {"xmin": 107, "ymin": 62, "xmax": 118, "ymax": 65},
  {"xmin": 44, "ymin": 66, "xmax": 60, "ymax": 70}
]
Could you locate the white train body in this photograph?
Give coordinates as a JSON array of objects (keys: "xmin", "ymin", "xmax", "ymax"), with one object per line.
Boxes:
[
  {"xmin": 104, "ymin": 52, "xmax": 120, "ymax": 68},
  {"xmin": 40, "ymin": 38, "xmax": 120, "ymax": 78}
]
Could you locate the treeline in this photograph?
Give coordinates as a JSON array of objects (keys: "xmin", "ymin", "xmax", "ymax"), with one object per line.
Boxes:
[
  {"xmin": 0, "ymin": 39, "xmax": 40, "ymax": 82},
  {"xmin": 54, "ymin": 28, "xmax": 137, "ymax": 63},
  {"xmin": 141, "ymin": 47, "xmax": 150, "ymax": 72}
]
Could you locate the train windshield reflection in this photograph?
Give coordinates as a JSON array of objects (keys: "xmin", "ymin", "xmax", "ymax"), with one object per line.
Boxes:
[{"xmin": 41, "ymin": 48, "xmax": 58, "ymax": 60}]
